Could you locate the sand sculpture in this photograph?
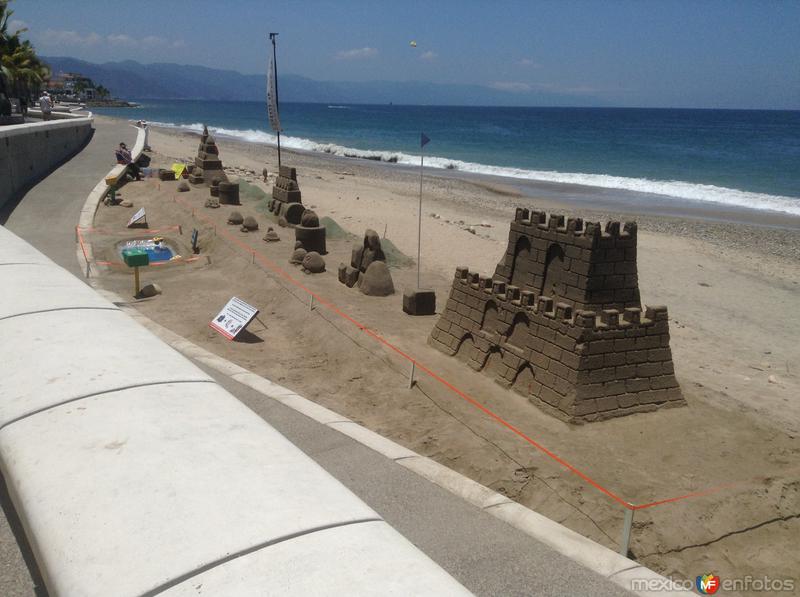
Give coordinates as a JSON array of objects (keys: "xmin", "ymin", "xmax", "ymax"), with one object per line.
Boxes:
[
  {"xmin": 289, "ymin": 247, "xmax": 307, "ymax": 265},
  {"xmin": 268, "ymin": 165, "xmax": 305, "ymax": 226},
  {"xmin": 301, "ymin": 251, "xmax": 326, "ymax": 274},
  {"xmin": 218, "ymin": 181, "xmax": 240, "ymax": 205},
  {"xmin": 429, "ymin": 208, "xmax": 684, "ymax": 422},
  {"xmin": 294, "ymin": 209, "xmax": 326, "ymax": 254},
  {"xmin": 241, "ymin": 216, "xmax": 258, "ymax": 232},
  {"xmin": 177, "ymin": 181, "xmax": 190, "ymax": 192},
  {"xmin": 190, "ymin": 125, "xmax": 226, "ymax": 185},
  {"xmin": 337, "ymin": 229, "xmax": 395, "ymax": 296},
  {"xmin": 263, "ymin": 227, "xmax": 280, "ymax": 242},
  {"xmin": 227, "ymin": 211, "xmax": 243, "ymax": 225}
]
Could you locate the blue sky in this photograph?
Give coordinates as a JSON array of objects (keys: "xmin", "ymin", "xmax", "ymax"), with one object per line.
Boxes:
[{"xmin": 9, "ymin": 0, "xmax": 800, "ymax": 109}]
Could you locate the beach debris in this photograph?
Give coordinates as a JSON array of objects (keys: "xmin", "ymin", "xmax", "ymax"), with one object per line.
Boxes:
[
  {"xmin": 227, "ymin": 211, "xmax": 244, "ymax": 225},
  {"xmin": 768, "ymin": 375, "xmax": 779, "ymax": 385},
  {"xmin": 289, "ymin": 247, "xmax": 307, "ymax": 265},
  {"xmin": 177, "ymin": 181, "xmax": 190, "ymax": 192},
  {"xmin": 466, "ymin": 226, "xmax": 476, "ymax": 234},
  {"xmin": 301, "ymin": 251, "xmax": 326, "ymax": 274},
  {"xmin": 360, "ymin": 261, "xmax": 395, "ymax": 296},
  {"xmin": 334, "ymin": 171, "xmax": 354, "ymax": 176},
  {"xmin": 138, "ymin": 283, "xmax": 162, "ymax": 298},
  {"xmin": 429, "ymin": 212, "xmax": 441, "ymax": 219},
  {"xmin": 241, "ymin": 216, "xmax": 259, "ymax": 232},
  {"xmin": 204, "ymin": 197, "xmax": 220, "ymax": 208},
  {"xmin": 120, "ymin": 200, "xmax": 133, "ymax": 208},
  {"xmin": 429, "ymin": 208, "xmax": 684, "ymax": 423},
  {"xmin": 263, "ymin": 227, "xmax": 280, "ymax": 242}
]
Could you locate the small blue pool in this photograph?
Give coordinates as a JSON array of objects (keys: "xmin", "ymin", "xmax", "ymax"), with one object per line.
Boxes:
[{"xmin": 118, "ymin": 239, "xmax": 177, "ymax": 263}]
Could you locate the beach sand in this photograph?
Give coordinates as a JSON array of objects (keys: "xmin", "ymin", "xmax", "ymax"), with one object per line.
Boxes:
[{"xmin": 89, "ymin": 116, "xmax": 800, "ymax": 592}]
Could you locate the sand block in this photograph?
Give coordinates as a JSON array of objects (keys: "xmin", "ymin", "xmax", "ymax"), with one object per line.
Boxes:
[{"xmin": 403, "ymin": 288, "xmax": 437, "ymax": 316}]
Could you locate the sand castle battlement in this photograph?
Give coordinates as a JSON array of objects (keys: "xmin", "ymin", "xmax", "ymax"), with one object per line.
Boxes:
[{"xmin": 429, "ymin": 208, "xmax": 684, "ymax": 422}]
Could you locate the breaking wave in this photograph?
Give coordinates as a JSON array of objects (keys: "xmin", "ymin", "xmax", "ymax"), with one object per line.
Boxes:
[{"xmin": 150, "ymin": 120, "xmax": 800, "ymax": 216}]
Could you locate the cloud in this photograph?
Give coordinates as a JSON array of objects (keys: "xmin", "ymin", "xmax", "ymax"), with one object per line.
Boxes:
[
  {"xmin": 8, "ymin": 19, "xmax": 28, "ymax": 32},
  {"xmin": 517, "ymin": 58, "xmax": 541, "ymax": 68},
  {"xmin": 107, "ymin": 34, "xmax": 136, "ymax": 46},
  {"xmin": 489, "ymin": 81, "xmax": 532, "ymax": 92},
  {"xmin": 39, "ymin": 29, "xmax": 103, "ymax": 46},
  {"xmin": 419, "ymin": 50, "xmax": 437, "ymax": 61},
  {"xmin": 35, "ymin": 29, "xmax": 184, "ymax": 50},
  {"xmin": 335, "ymin": 47, "xmax": 378, "ymax": 60}
]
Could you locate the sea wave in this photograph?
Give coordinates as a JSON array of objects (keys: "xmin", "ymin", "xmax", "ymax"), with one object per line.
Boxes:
[{"xmin": 150, "ymin": 120, "xmax": 800, "ymax": 216}]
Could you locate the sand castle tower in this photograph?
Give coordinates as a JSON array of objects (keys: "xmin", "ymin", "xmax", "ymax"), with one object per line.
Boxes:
[
  {"xmin": 429, "ymin": 208, "xmax": 684, "ymax": 423},
  {"xmin": 268, "ymin": 166, "xmax": 305, "ymax": 226},
  {"xmin": 189, "ymin": 125, "xmax": 227, "ymax": 185}
]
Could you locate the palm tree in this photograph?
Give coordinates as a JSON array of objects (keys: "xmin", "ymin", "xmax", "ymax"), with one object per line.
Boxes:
[{"xmin": 0, "ymin": 0, "xmax": 49, "ymax": 102}]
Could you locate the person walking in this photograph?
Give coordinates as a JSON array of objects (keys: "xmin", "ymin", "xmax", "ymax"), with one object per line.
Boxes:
[{"xmin": 38, "ymin": 92, "xmax": 52, "ymax": 120}]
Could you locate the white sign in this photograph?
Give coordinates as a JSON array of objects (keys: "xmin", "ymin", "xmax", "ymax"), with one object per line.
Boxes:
[
  {"xmin": 127, "ymin": 207, "xmax": 146, "ymax": 228},
  {"xmin": 209, "ymin": 296, "xmax": 259, "ymax": 340}
]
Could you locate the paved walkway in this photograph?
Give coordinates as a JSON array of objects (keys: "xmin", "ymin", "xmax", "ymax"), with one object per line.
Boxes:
[{"xmin": 0, "ymin": 117, "xmax": 631, "ymax": 596}]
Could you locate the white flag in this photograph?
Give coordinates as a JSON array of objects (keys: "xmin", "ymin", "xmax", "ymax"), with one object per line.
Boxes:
[{"xmin": 267, "ymin": 53, "xmax": 281, "ymax": 132}]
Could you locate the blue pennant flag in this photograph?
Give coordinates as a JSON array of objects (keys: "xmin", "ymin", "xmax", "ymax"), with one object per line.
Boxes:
[{"xmin": 421, "ymin": 132, "xmax": 430, "ymax": 148}]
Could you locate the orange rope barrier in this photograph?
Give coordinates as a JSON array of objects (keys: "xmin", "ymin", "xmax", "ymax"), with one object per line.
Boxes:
[{"xmin": 115, "ymin": 196, "xmax": 784, "ymax": 512}]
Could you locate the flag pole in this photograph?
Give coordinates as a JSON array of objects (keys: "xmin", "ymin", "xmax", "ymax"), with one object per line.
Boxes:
[
  {"xmin": 417, "ymin": 142, "xmax": 424, "ymax": 288},
  {"xmin": 269, "ymin": 32, "xmax": 282, "ymax": 169}
]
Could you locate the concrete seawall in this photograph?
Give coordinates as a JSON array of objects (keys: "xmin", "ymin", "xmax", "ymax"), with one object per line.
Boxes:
[
  {"xmin": 0, "ymin": 224, "xmax": 470, "ymax": 596},
  {"xmin": 0, "ymin": 117, "xmax": 94, "ymax": 215}
]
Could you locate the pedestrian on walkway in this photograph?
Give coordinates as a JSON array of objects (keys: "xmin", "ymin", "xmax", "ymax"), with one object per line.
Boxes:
[{"xmin": 38, "ymin": 92, "xmax": 52, "ymax": 120}]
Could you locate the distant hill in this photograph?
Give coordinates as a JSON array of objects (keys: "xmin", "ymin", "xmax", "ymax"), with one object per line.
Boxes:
[{"xmin": 42, "ymin": 56, "xmax": 600, "ymax": 107}]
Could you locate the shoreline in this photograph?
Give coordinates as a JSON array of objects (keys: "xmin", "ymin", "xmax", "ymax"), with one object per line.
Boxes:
[
  {"xmin": 91, "ymin": 110, "xmax": 800, "ymax": 224},
  {"xmin": 124, "ymin": 115, "xmax": 800, "ymax": 262}
]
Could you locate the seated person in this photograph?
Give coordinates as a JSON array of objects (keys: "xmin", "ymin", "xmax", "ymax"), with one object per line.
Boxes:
[{"xmin": 115, "ymin": 142, "xmax": 142, "ymax": 181}]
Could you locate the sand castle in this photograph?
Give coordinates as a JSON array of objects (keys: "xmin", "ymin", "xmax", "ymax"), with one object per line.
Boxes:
[
  {"xmin": 429, "ymin": 208, "xmax": 684, "ymax": 422},
  {"xmin": 268, "ymin": 165, "xmax": 305, "ymax": 226},
  {"xmin": 338, "ymin": 229, "xmax": 395, "ymax": 296},
  {"xmin": 189, "ymin": 125, "xmax": 227, "ymax": 185}
]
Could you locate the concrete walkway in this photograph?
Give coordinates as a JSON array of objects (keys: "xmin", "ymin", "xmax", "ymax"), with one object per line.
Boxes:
[{"xmin": 0, "ymin": 117, "xmax": 631, "ymax": 596}]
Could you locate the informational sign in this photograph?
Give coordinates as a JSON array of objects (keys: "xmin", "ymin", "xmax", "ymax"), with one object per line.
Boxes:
[
  {"xmin": 127, "ymin": 207, "xmax": 146, "ymax": 228},
  {"xmin": 209, "ymin": 296, "xmax": 259, "ymax": 340}
]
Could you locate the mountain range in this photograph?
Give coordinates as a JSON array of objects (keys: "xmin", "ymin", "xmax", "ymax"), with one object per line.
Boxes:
[{"xmin": 43, "ymin": 56, "xmax": 600, "ymax": 107}]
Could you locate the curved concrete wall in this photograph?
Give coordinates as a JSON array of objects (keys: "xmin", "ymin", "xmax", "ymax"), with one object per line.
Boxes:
[
  {"xmin": 0, "ymin": 226, "xmax": 469, "ymax": 596},
  {"xmin": 0, "ymin": 117, "xmax": 94, "ymax": 213}
]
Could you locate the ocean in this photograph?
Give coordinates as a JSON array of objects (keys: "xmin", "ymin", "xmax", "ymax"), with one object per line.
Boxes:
[{"xmin": 92, "ymin": 100, "xmax": 800, "ymax": 217}]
